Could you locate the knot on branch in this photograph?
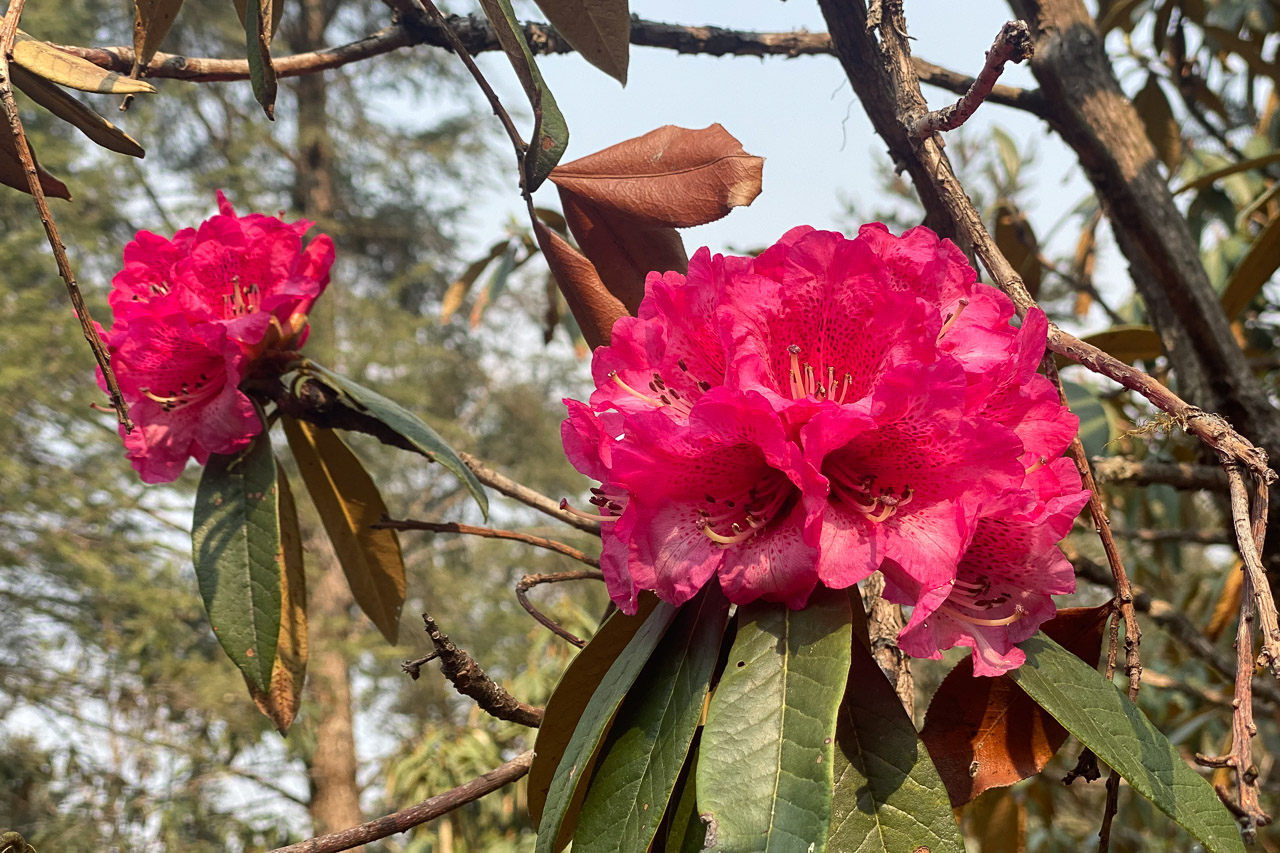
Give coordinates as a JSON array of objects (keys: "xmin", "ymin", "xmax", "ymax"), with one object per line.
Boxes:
[{"xmin": 418, "ymin": 613, "xmax": 544, "ymax": 728}]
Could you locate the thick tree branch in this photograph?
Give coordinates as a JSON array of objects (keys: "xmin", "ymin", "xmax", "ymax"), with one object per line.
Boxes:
[
  {"xmin": 62, "ymin": 17, "xmax": 1044, "ymax": 115},
  {"xmin": 263, "ymin": 750, "xmax": 533, "ymax": 853}
]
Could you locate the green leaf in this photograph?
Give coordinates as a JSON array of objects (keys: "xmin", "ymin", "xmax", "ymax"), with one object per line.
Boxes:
[
  {"xmin": 1009, "ymin": 633, "xmax": 1246, "ymax": 853},
  {"xmin": 697, "ymin": 588, "xmax": 853, "ymax": 853},
  {"xmin": 242, "ymin": 0, "xmax": 277, "ymax": 118},
  {"xmin": 530, "ymin": 594, "xmax": 663, "ymax": 830},
  {"xmin": 529, "ymin": 0, "xmax": 630, "ymax": 84},
  {"xmin": 535, "ymin": 600, "xmax": 678, "ymax": 853},
  {"xmin": 1062, "ymin": 380, "xmax": 1113, "ymax": 460},
  {"xmin": 476, "ymin": 0, "xmax": 569, "ymax": 191},
  {"xmin": 827, "ymin": 640, "xmax": 964, "ymax": 853},
  {"xmin": 574, "ymin": 584, "xmax": 730, "ymax": 853},
  {"xmin": 298, "ymin": 361, "xmax": 489, "ymax": 518},
  {"xmin": 663, "ymin": 744, "xmax": 707, "ymax": 853},
  {"xmin": 191, "ymin": 430, "xmax": 281, "ymax": 695}
]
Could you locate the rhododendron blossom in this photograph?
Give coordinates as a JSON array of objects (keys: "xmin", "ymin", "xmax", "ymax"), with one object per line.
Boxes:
[
  {"xmin": 100, "ymin": 193, "xmax": 335, "ymax": 483},
  {"xmin": 562, "ymin": 223, "xmax": 1088, "ymax": 675}
]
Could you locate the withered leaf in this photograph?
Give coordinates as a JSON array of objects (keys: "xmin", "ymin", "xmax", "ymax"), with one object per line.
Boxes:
[
  {"xmin": 12, "ymin": 31, "xmax": 156, "ymax": 94},
  {"xmin": 919, "ymin": 604, "xmax": 1112, "ymax": 807},
  {"xmin": 133, "ymin": 0, "xmax": 185, "ymax": 72},
  {"xmin": 993, "ymin": 201, "xmax": 1041, "ymax": 300},
  {"xmin": 559, "ymin": 188, "xmax": 687, "ymax": 316},
  {"xmin": 0, "ymin": 127, "xmax": 70, "ymax": 199},
  {"xmin": 247, "ymin": 462, "xmax": 309, "ymax": 734},
  {"xmin": 533, "ymin": 218, "xmax": 624, "ymax": 350},
  {"xmin": 549, "ymin": 124, "xmax": 763, "ymax": 229},
  {"xmin": 531, "ymin": 0, "xmax": 630, "ymax": 84},
  {"xmin": 11, "ymin": 66, "xmax": 145, "ymax": 158}
]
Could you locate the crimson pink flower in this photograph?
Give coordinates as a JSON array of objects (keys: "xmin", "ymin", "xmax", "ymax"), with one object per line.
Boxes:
[
  {"xmin": 109, "ymin": 191, "xmax": 334, "ymax": 350},
  {"xmin": 102, "ymin": 310, "xmax": 259, "ymax": 483},
  {"xmin": 101, "ymin": 192, "xmax": 335, "ymax": 482},
  {"xmin": 562, "ymin": 224, "xmax": 1085, "ymax": 658},
  {"xmin": 894, "ymin": 458, "xmax": 1090, "ymax": 675}
]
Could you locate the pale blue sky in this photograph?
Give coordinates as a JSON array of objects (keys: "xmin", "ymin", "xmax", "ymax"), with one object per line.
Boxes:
[{"xmin": 467, "ymin": 1, "xmax": 1097, "ymax": 264}]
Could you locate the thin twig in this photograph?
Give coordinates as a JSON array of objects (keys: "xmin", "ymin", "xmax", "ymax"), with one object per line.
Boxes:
[
  {"xmin": 911, "ymin": 21, "xmax": 1034, "ymax": 136},
  {"xmin": 262, "ymin": 750, "xmax": 533, "ymax": 853},
  {"xmin": 458, "ymin": 452, "xmax": 602, "ymax": 535},
  {"xmin": 1224, "ymin": 461, "xmax": 1280, "ymax": 679},
  {"xmin": 1107, "ymin": 526, "xmax": 1233, "ymax": 545},
  {"xmin": 419, "ymin": 613, "xmax": 544, "ymax": 728},
  {"xmin": 409, "ymin": 0, "xmax": 527, "ymax": 191},
  {"xmin": 375, "ymin": 517, "xmax": 599, "ymax": 567},
  {"xmin": 516, "ymin": 570, "xmax": 605, "ymax": 648},
  {"xmin": 0, "ymin": 2, "xmax": 131, "ymax": 430}
]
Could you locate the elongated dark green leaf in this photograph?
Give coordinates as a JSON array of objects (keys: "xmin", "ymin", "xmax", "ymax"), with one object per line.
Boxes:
[
  {"xmin": 530, "ymin": 594, "xmax": 662, "ymax": 829},
  {"xmin": 299, "ymin": 362, "xmax": 488, "ymax": 518},
  {"xmin": 663, "ymin": 743, "xmax": 707, "ymax": 853},
  {"xmin": 535, "ymin": 601, "xmax": 677, "ymax": 853},
  {"xmin": 827, "ymin": 640, "xmax": 964, "ymax": 853},
  {"xmin": 575, "ymin": 584, "xmax": 730, "ymax": 853},
  {"xmin": 1009, "ymin": 634, "xmax": 1245, "ymax": 853},
  {"xmin": 476, "ymin": 0, "xmax": 569, "ymax": 191},
  {"xmin": 242, "ymin": 0, "xmax": 277, "ymax": 118},
  {"xmin": 192, "ymin": 431, "xmax": 281, "ymax": 695},
  {"xmin": 697, "ymin": 588, "xmax": 852, "ymax": 853}
]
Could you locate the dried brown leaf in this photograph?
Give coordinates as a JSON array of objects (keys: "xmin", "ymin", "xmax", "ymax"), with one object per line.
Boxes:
[
  {"xmin": 533, "ymin": 218, "xmax": 624, "ymax": 350},
  {"xmin": 1133, "ymin": 73, "xmax": 1183, "ymax": 170},
  {"xmin": 0, "ymin": 127, "xmax": 70, "ymax": 199},
  {"xmin": 282, "ymin": 417, "xmax": 405, "ymax": 644},
  {"xmin": 248, "ymin": 463, "xmax": 309, "ymax": 734},
  {"xmin": 11, "ymin": 66, "xmax": 144, "ymax": 158},
  {"xmin": 12, "ymin": 31, "xmax": 156, "ymax": 94},
  {"xmin": 531, "ymin": 0, "xmax": 630, "ymax": 84},
  {"xmin": 993, "ymin": 201, "xmax": 1041, "ymax": 299},
  {"xmin": 559, "ymin": 188, "xmax": 687, "ymax": 316},
  {"xmin": 549, "ymin": 124, "xmax": 763, "ymax": 229},
  {"xmin": 133, "ymin": 0, "xmax": 185, "ymax": 71},
  {"xmin": 920, "ymin": 604, "xmax": 1112, "ymax": 807}
]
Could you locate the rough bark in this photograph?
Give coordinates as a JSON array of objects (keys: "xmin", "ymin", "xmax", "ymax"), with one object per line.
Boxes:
[
  {"xmin": 306, "ymin": 551, "xmax": 366, "ymax": 840},
  {"xmin": 1007, "ymin": 0, "xmax": 1280, "ymax": 467}
]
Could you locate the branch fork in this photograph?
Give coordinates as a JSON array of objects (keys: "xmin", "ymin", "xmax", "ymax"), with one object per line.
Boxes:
[{"xmin": 910, "ymin": 20, "xmax": 1034, "ymax": 137}]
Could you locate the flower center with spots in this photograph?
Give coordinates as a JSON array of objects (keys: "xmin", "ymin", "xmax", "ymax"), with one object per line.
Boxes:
[
  {"xmin": 938, "ymin": 575, "xmax": 1025, "ymax": 627},
  {"xmin": 786, "ymin": 344, "xmax": 855, "ymax": 403},
  {"xmin": 699, "ymin": 471, "xmax": 797, "ymax": 547},
  {"xmin": 223, "ymin": 275, "xmax": 262, "ymax": 318},
  {"xmin": 140, "ymin": 372, "xmax": 222, "ymax": 412},
  {"xmin": 825, "ymin": 464, "xmax": 913, "ymax": 524}
]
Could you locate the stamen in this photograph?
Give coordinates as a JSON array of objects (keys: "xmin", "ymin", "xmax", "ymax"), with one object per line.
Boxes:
[
  {"xmin": 1026, "ymin": 455, "xmax": 1047, "ymax": 475},
  {"xmin": 559, "ymin": 498, "xmax": 618, "ymax": 523},
  {"xmin": 836, "ymin": 373, "xmax": 853, "ymax": 404},
  {"xmin": 609, "ymin": 371, "xmax": 664, "ymax": 407},
  {"xmin": 866, "ymin": 502, "xmax": 895, "ymax": 523},
  {"xmin": 940, "ymin": 603, "xmax": 1025, "ymax": 627},
  {"xmin": 805, "ymin": 363, "xmax": 816, "ymax": 396},
  {"xmin": 788, "ymin": 345, "xmax": 804, "ymax": 399},
  {"xmin": 703, "ymin": 524, "xmax": 756, "ymax": 545},
  {"xmin": 937, "ymin": 298, "xmax": 970, "ymax": 341}
]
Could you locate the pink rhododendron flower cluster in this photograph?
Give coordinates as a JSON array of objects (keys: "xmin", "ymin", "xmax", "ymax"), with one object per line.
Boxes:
[
  {"xmin": 99, "ymin": 192, "xmax": 335, "ymax": 483},
  {"xmin": 561, "ymin": 224, "xmax": 1089, "ymax": 675}
]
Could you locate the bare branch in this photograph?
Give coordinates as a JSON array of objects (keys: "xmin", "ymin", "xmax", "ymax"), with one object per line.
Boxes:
[
  {"xmin": 517, "ymin": 570, "xmax": 605, "ymax": 647},
  {"xmin": 1224, "ymin": 462, "xmax": 1280, "ymax": 678},
  {"xmin": 1091, "ymin": 457, "xmax": 1228, "ymax": 492},
  {"xmin": 0, "ymin": 2, "xmax": 131, "ymax": 430},
  {"xmin": 419, "ymin": 613, "xmax": 544, "ymax": 728},
  {"xmin": 263, "ymin": 751, "xmax": 533, "ymax": 853},
  {"xmin": 376, "ymin": 517, "xmax": 599, "ymax": 567},
  {"xmin": 911, "ymin": 21, "xmax": 1034, "ymax": 136},
  {"xmin": 458, "ymin": 452, "xmax": 601, "ymax": 535}
]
